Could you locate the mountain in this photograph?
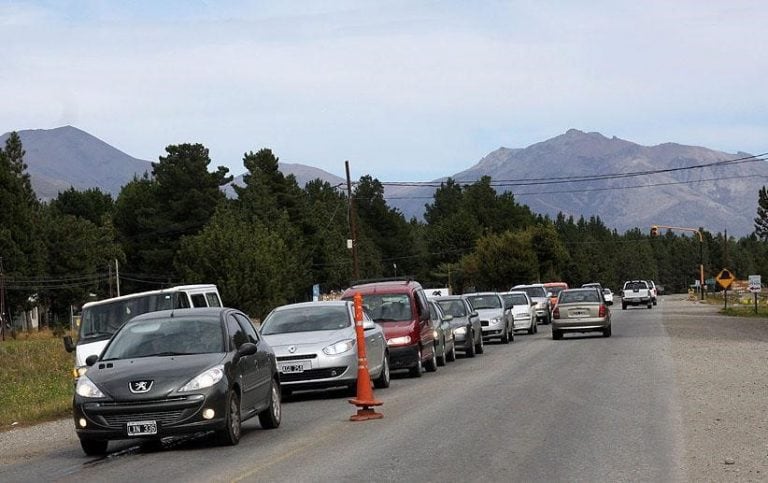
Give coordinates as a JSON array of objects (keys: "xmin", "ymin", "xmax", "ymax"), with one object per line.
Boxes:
[
  {"xmin": 386, "ymin": 129, "xmax": 766, "ymax": 235},
  {"xmin": 2, "ymin": 126, "xmax": 764, "ymax": 235},
  {"xmin": 0, "ymin": 126, "xmax": 153, "ymax": 200}
]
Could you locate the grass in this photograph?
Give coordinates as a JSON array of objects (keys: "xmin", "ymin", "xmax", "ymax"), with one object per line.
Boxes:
[
  {"xmin": 0, "ymin": 330, "xmax": 75, "ymax": 430},
  {"xmin": 720, "ymin": 304, "xmax": 768, "ymax": 318}
]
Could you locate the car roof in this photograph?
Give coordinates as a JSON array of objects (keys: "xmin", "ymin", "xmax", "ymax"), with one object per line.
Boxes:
[{"xmin": 272, "ymin": 301, "xmax": 350, "ymax": 311}]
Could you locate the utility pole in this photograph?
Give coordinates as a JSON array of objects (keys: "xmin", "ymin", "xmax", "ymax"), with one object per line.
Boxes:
[
  {"xmin": 0, "ymin": 257, "xmax": 6, "ymax": 341},
  {"xmin": 345, "ymin": 161, "xmax": 360, "ymax": 280}
]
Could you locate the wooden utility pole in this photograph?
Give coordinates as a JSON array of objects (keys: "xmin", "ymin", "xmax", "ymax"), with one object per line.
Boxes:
[
  {"xmin": 345, "ymin": 161, "xmax": 360, "ymax": 280},
  {"xmin": 0, "ymin": 257, "xmax": 6, "ymax": 341}
]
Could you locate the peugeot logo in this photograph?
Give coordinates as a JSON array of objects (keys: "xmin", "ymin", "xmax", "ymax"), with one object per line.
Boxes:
[
  {"xmin": 129, "ymin": 380, "xmax": 153, "ymax": 393},
  {"xmin": 288, "ymin": 345, "xmax": 297, "ymax": 354}
]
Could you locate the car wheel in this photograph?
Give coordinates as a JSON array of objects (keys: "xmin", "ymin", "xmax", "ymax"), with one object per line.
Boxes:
[
  {"xmin": 216, "ymin": 389, "xmax": 242, "ymax": 445},
  {"xmin": 409, "ymin": 348, "xmax": 424, "ymax": 377},
  {"xmin": 373, "ymin": 353, "xmax": 391, "ymax": 388},
  {"xmin": 622, "ymin": 302, "xmax": 627, "ymax": 310},
  {"xmin": 647, "ymin": 303, "xmax": 652, "ymax": 309},
  {"xmin": 501, "ymin": 324, "xmax": 510, "ymax": 344},
  {"xmin": 465, "ymin": 332, "xmax": 476, "ymax": 357},
  {"xmin": 533, "ymin": 320, "xmax": 538, "ymax": 334},
  {"xmin": 258, "ymin": 378, "xmax": 282, "ymax": 429},
  {"xmin": 603, "ymin": 325, "xmax": 612, "ymax": 337},
  {"xmin": 552, "ymin": 329, "xmax": 563, "ymax": 340},
  {"xmin": 653, "ymin": 299, "xmax": 657, "ymax": 306},
  {"xmin": 528, "ymin": 320, "xmax": 535, "ymax": 335},
  {"xmin": 79, "ymin": 438, "xmax": 108, "ymax": 456},
  {"xmin": 446, "ymin": 340, "xmax": 456, "ymax": 362},
  {"xmin": 476, "ymin": 333, "xmax": 485, "ymax": 354},
  {"xmin": 425, "ymin": 346, "xmax": 438, "ymax": 372},
  {"xmin": 436, "ymin": 339, "xmax": 446, "ymax": 366}
]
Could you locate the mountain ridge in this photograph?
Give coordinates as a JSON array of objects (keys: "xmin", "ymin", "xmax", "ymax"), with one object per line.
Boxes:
[{"xmin": 1, "ymin": 126, "xmax": 763, "ymax": 235}]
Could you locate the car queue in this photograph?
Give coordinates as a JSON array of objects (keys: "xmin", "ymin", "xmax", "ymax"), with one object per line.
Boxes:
[{"xmin": 70, "ymin": 277, "xmax": 639, "ymax": 456}]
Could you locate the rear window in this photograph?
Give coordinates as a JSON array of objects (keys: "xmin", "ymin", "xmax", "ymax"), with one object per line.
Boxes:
[
  {"xmin": 560, "ymin": 290, "xmax": 601, "ymax": 304},
  {"xmin": 502, "ymin": 294, "xmax": 529, "ymax": 306},
  {"xmin": 625, "ymin": 281, "xmax": 648, "ymax": 291},
  {"xmin": 520, "ymin": 286, "xmax": 546, "ymax": 298}
]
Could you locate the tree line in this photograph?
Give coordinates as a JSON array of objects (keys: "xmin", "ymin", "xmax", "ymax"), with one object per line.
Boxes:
[{"xmin": 2, "ymin": 132, "xmax": 768, "ymax": 328}]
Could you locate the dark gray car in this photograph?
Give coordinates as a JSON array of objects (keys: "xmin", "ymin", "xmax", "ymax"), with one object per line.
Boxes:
[{"xmin": 433, "ymin": 296, "xmax": 484, "ymax": 357}]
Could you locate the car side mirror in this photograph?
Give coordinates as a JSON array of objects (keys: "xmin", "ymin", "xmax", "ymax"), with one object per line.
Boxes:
[
  {"xmin": 363, "ymin": 319, "xmax": 376, "ymax": 330},
  {"xmin": 85, "ymin": 354, "xmax": 99, "ymax": 367},
  {"xmin": 470, "ymin": 311, "xmax": 478, "ymax": 318},
  {"xmin": 238, "ymin": 342, "xmax": 258, "ymax": 357},
  {"xmin": 63, "ymin": 335, "xmax": 75, "ymax": 353}
]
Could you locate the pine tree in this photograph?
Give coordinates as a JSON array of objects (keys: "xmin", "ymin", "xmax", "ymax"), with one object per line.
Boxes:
[{"xmin": 754, "ymin": 186, "xmax": 768, "ymax": 241}]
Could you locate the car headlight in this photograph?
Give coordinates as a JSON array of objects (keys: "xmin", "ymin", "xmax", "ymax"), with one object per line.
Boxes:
[
  {"xmin": 180, "ymin": 364, "xmax": 224, "ymax": 392},
  {"xmin": 491, "ymin": 316, "xmax": 502, "ymax": 324},
  {"xmin": 75, "ymin": 376, "xmax": 105, "ymax": 398},
  {"xmin": 387, "ymin": 335, "xmax": 412, "ymax": 346},
  {"xmin": 323, "ymin": 339, "xmax": 356, "ymax": 355},
  {"xmin": 454, "ymin": 327, "xmax": 467, "ymax": 336},
  {"xmin": 74, "ymin": 366, "xmax": 88, "ymax": 378}
]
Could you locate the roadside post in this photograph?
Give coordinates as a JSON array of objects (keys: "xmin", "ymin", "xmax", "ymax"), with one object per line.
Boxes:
[
  {"xmin": 349, "ymin": 292, "xmax": 383, "ymax": 421},
  {"xmin": 749, "ymin": 275, "xmax": 762, "ymax": 314}
]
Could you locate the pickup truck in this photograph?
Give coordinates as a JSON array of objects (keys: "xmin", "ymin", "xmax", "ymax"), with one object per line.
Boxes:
[{"xmin": 621, "ymin": 280, "xmax": 653, "ymax": 310}]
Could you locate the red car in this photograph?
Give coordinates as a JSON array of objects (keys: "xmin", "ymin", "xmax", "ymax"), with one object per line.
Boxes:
[
  {"xmin": 543, "ymin": 282, "xmax": 569, "ymax": 309},
  {"xmin": 342, "ymin": 280, "xmax": 437, "ymax": 377}
]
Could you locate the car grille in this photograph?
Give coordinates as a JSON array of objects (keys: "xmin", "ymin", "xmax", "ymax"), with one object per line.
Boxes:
[
  {"xmin": 99, "ymin": 410, "xmax": 186, "ymax": 429},
  {"xmin": 480, "ymin": 321, "xmax": 489, "ymax": 327},
  {"xmin": 280, "ymin": 366, "xmax": 348, "ymax": 382},
  {"xmin": 277, "ymin": 354, "xmax": 318, "ymax": 361}
]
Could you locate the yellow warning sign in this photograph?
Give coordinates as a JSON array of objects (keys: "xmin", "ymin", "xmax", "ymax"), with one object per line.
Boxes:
[{"xmin": 715, "ymin": 269, "xmax": 734, "ymax": 290}]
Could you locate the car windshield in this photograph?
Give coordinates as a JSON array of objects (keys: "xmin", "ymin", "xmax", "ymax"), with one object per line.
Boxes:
[
  {"xmin": 466, "ymin": 295, "xmax": 501, "ymax": 309},
  {"xmin": 520, "ymin": 286, "xmax": 546, "ymax": 298},
  {"xmin": 560, "ymin": 290, "xmax": 601, "ymax": 304},
  {"xmin": 547, "ymin": 286, "xmax": 566, "ymax": 296},
  {"xmin": 102, "ymin": 316, "xmax": 224, "ymax": 359},
  {"xmin": 357, "ymin": 294, "xmax": 412, "ymax": 322},
  {"xmin": 261, "ymin": 305, "xmax": 351, "ymax": 334},
  {"xmin": 502, "ymin": 294, "xmax": 528, "ymax": 306},
  {"xmin": 437, "ymin": 299, "xmax": 467, "ymax": 317}
]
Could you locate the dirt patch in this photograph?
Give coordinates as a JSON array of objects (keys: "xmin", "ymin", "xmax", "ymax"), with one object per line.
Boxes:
[{"xmin": 663, "ymin": 296, "xmax": 768, "ymax": 482}]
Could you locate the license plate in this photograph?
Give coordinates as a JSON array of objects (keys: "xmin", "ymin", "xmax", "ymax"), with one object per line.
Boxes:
[
  {"xmin": 127, "ymin": 420, "xmax": 157, "ymax": 436},
  {"xmin": 280, "ymin": 362, "xmax": 306, "ymax": 374},
  {"xmin": 571, "ymin": 310, "xmax": 587, "ymax": 318}
]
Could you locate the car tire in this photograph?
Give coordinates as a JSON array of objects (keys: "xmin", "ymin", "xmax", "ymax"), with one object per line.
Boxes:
[
  {"xmin": 373, "ymin": 353, "xmax": 391, "ymax": 388},
  {"xmin": 528, "ymin": 320, "xmax": 535, "ymax": 335},
  {"xmin": 647, "ymin": 303, "xmax": 652, "ymax": 309},
  {"xmin": 653, "ymin": 299, "xmax": 657, "ymax": 306},
  {"xmin": 425, "ymin": 347, "xmax": 438, "ymax": 372},
  {"xmin": 446, "ymin": 341, "xmax": 456, "ymax": 362},
  {"xmin": 552, "ymin": 329, "xmax": 563, "ymax": 340},
  {"xmin": 465, "ymin": 333, "xmax": 476, "ymax": 358},
  {"xmin": 80, "ymin": 438, "xmax": 108, "ymax": 456},
  {"xmin": 501, "ymin": 324, "xmax": 510, "ymax": 344},
  {"xmin": 622, "ymin": 302, "xmax": 627, "ymax": 310},
  {"xmin": 476, "ymin": 333, "xmax": 484, "ymax": 354},
  {"xmin": 603, "ymin": 326, "xmax": 612, "ymax": 337},
  {"xmin": 258, "ymin": 378, "xmax": 282, "ymax": 429},
  {"xmin": 533, "ymin": 320, "xmax": 538, "ymax": 334},
  {"xmin": 409, "ymin": 348, "xmax": 424, "ymax": 377},
  {"xmin": 215, "ymin": 390, "xmax": 242, "ymax": 445},
  {"xmin": 436, "ymin": 339, "xmax": 446, "ymax": 366}
]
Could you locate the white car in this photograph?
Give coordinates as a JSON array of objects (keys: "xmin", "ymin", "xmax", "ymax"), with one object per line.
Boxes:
[
  {"xmin": 602, "ymin": 288, "xmax": 614, "ymax": 305},
  {"xmin": 463, "ymin": 292, "xmax": 514, "ymax": 343},
  {"xmin": 501, "ymin": 291, "xmax": 537, "ymax": 334}
]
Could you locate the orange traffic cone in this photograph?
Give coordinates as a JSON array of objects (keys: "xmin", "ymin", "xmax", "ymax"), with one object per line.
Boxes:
[{"xmin": 349, "ymin": 292, "xmax": 383, "ymax": 421}]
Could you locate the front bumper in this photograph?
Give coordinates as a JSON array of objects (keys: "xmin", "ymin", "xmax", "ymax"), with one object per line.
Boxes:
[
  {"xmin": 73, "ymin": 390, "xmax": 226, "ymax": 442},
  {"xmin": 388, "ymin": 344, "xmax": 420, "ymax": 369},
  {"xmin": 276, "ymin": 351, "xmax": 356, "ymax": 389},
  {"xmin": 480, "ymin": 319, "xmax": 505, "ymax": 337}
]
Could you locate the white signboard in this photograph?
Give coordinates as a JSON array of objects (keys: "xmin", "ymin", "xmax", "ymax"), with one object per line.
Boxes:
[{"xmin": 748, "ymin": 275, "xmax": 762, "ymax": 293}]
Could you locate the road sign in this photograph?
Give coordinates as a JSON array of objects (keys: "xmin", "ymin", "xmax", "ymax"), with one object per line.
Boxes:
[
  {"xmin": 716, "ymin": 269, "xmax": 735, "ymax": 290},
  {"xmin": 748, "ymin": 275, "xmax": 762, "ymax": 293}
]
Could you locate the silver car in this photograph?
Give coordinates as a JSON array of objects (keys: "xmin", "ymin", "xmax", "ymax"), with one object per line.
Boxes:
[
  {"xmin": 511, "ymin": 284, "xmax": 551, "ymax": 324},
  {"xmin": 463, "ymin": 292, "xmax": 514, "ymax": 344},
  {"xmin": 552, "ymin": 288, "xmax": 611, "ymax": 340},
  {"xmin": 501, "ymin": 291, "xmax": 537, "ymax": 334},
  {"xmin": 434, "ymin": 296, "xmax": 484, "ymax": 357},
  {"xmin": 260, "ymin": 301, "xmax": 390, "ymax": 396}
]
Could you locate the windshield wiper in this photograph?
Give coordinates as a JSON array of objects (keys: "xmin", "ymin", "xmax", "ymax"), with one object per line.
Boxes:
[
  {"xmin": 82, "ymin": 331, "xmax": 113, "ymax": 338},
  {"xmin": 152, "ymin": 351, "xmax": 195, "ymax": 357}
]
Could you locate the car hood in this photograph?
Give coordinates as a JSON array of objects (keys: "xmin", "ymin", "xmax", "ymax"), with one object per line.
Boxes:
[
  {"xmin": 377, "ymin": 320, "xmax": 416, "ymax": 339},
  {"xmin": 262, "ymin": 328, "xmax": 353, "ymax": 351},
  {"xmin": 474, "ymin": 308, "xmax": 503, "ymax": 319},
  {"xmin": 86, "ymin": 353, "xmax": 227, "ymax": 400},
  {"xmin": 511, "ymin": 306, "xmax": 531, "ymax": 316}
]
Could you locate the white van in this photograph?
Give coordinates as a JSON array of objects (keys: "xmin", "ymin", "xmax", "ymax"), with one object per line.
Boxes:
[{"xmin": 63, "ymin": 284, "xmax": 222, "ymax": 377}]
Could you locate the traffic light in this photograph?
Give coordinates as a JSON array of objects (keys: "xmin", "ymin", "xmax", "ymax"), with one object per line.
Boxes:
[{"xmin": 650, "ymin": 225, "xmax": 659, "ymax": 237}]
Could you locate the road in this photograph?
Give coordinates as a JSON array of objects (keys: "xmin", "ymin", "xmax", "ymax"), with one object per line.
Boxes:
[{"xmin": 2, "ymin": 301, "xmax": 688, "ymax": 482}]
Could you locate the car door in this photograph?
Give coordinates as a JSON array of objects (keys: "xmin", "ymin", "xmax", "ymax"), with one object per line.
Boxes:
[
  {"xmin": 230, "ymin": 312, "xmax": 271, "ymax": 410},
  {"xmin": 362, "ymin": 310, "xmax": 385, "ymax": 374},
  {"xmin": 465, "ymin": 299, "xmax": 481, "ymax": 343}
]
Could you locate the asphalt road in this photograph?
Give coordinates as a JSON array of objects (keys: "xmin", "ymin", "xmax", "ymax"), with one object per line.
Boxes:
[{"xmin": 1, "ymin": 302, "xmax": 687, "ymax": 482}]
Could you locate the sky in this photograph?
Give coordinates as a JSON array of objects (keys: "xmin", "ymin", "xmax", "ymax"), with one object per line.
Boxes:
[{"xmin": 1, "ymin": 0, "xmax": 766, "ymax": 181}]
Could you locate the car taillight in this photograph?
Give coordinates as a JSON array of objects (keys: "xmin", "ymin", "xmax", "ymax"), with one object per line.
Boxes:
[
  {"xmin": 553, "ymin": 307, "xmax": 560, "ymax": 319},
  {"xmin": 598, "ymin": 304, "xmax": 606, "ymax": 317}
]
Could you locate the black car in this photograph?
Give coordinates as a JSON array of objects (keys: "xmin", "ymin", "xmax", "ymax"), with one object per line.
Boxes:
[{"xmin": 73, "ymin": 307, "xmax": 281, "ymax": 455}]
